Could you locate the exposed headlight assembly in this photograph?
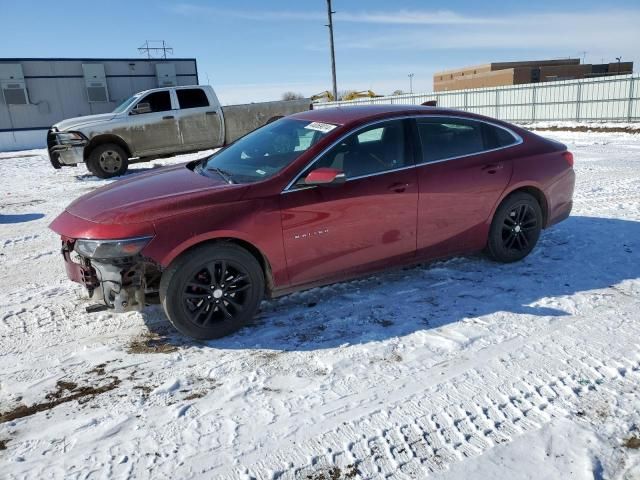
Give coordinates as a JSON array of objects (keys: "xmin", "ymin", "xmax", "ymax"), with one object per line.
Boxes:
[
  {"xmin": 74, "ymin": 236, "xmax": 153, "ymax": 259},
  {"xmin": 56, "ymin": 132, "xmax": 87, "ymax": 145}
]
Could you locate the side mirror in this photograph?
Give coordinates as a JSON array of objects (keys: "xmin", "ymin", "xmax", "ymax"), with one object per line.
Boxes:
[
  {"xmin": 304, "ymin": 167, "xmax": 346, "ymax": 186},
  {"xmin": 131, "ymin": 102, "xmax": 151, "ymax": 115}
]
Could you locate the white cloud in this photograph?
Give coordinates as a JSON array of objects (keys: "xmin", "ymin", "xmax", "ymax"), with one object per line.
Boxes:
[{"xmin": 332, "ymin": 10, "xmax": 640, "ymax": 61}]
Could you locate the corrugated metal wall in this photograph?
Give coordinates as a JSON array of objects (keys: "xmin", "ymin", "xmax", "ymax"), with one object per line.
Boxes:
[
  {"xmin": 0, "ymin": 58, "xmax": 198, "ymax": 151},
  {"xmin": 316, "ymin": 74, "xmax": 640, "ymax": 123}
]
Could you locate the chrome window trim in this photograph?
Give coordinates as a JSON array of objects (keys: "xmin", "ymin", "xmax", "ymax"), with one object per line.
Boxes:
[{"xmin": 281, "ymin": 114, "xmax": 523, "ymax": 194}]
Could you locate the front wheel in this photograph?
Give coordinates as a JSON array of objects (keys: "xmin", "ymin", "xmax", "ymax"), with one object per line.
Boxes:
[
  {"xmin": 486, "ymin": 192, "xmax": 543, "ymax": 263},
  {"xmin": 159, "ymin": 244, "xmax": 264, "ymax": 340},
  {"xmin": 87, "ymin": 143, "xmax": 129, "ymax": 178}
]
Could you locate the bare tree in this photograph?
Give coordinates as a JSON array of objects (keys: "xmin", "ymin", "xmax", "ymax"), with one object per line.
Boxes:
[{"xmin": 282, "ymin": 91, "xmax": 305, "ymax": 100}]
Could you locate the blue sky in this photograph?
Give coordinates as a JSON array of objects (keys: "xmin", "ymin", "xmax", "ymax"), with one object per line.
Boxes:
[{"xmin": 1, "ymin": 0, "xmax": 639, "ymax": 104}]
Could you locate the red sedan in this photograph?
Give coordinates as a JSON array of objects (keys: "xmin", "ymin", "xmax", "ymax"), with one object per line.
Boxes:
[{"xmin": 50, "ymin": 105, "xmax": 575, "ymax": 339}]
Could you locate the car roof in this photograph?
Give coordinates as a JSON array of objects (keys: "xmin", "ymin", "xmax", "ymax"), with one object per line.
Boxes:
[{"xmin": 290, "ymin": 104, "xmax": 483, "ymax": 126}]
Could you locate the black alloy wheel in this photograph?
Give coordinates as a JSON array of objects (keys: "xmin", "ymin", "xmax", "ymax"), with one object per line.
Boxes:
[
  {"xmin": 160, "ymin": 244, "xmax": 264, "ymax": 339},
  {"xmin": 487, "ymin": 192, "xmax": 543, "ymax": 263},
  {"xmin": 182, "ymin": 260, "xmax": 252, "ymax": 326}
]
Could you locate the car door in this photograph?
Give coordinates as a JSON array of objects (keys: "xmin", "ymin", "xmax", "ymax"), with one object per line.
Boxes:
[
  {"xmin": 174, "ymin": 87, "xmax": 223, "ymax": 151},
  {"xmin": 125, "ymin": 90, "xmax": 181, "ymax": 156},
  {"xmin": 279, "ymin": 119, "xmax": 418, "ymax": 286},
  {"xmin": 413, "ymin": 116, "xmax": 518, "ymax": 259}
]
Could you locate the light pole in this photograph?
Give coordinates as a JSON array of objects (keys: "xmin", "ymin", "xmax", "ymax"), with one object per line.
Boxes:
[
  {"xmin": 326, "ymin": 0, "xmax": 338, "ymax": 101},
  {"xmin": 408, "ymin": 73, "xmax": 414, "ymax": 94}
]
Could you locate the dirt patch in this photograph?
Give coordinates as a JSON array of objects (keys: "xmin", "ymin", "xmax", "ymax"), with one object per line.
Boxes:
[
  {"xmin": 305, "ymin": 464, "xmax": 359, "ymax": 480},
  {"xmin": 0, "ymin": 377, "xmax": 121, "ymax": 424},
  {"xmin": 87, "ymin": 363, "xmax": 108, "ymax": 376},
  {"xmin": 623, "ymin": 436, "xmax": 640, "ymax": 449},
  {"xmin": 184, "ymin": 391, "xmax": 207, "ymax": 401},
  {"xmin": 127, "ymin": 333, "xmax": 179, "ymax": 354}
]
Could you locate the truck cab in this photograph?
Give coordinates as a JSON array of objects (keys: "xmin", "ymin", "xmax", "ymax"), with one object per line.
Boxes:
[{"xmin": 47, "ymin": 85, "xmax": 310, "ymax": 178}]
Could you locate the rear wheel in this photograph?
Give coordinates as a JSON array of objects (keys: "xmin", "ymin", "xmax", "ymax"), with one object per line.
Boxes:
[
  {"xmin": 159, "ymin": 244, "xmax": 264, "ymax": 340},
  {"xmin": 87, "ymin": 143, "xmax": 129, "ymax": 178},
  {"xmin": 487, "ymin": 192, "xmax": 543, "ymax": 263}
]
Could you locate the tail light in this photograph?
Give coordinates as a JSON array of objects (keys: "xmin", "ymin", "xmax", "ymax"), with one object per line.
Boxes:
[{"xmin": 562, "ymin": 151, "xmax": 574, "ymax": 167}]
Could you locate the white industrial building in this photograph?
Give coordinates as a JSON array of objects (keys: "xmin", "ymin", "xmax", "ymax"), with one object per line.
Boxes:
[{"xmin": 0, "ymin": 57, "xmax": 198, "ymax": 151}]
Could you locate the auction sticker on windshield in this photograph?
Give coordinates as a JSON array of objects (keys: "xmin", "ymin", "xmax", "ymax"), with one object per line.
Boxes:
[{"xmin": 304, "ymin": 122, "xmax": 337, "ymax": 133}]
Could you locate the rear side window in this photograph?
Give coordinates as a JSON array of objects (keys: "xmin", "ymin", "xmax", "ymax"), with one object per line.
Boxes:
[
  {"xmin": 138, "ymin": 91, "xmax": 172, "ymax": 112},
  {"xmin": 416, "ymin": 118, "xmax": 517, "ymax": 163},
  {"xmin": 177, "ymin": 88, "xmax": 209, "ymax": 109},
  {"xmin": 484, "ymin": 123, "xmax": 519, "ymax": 149}
]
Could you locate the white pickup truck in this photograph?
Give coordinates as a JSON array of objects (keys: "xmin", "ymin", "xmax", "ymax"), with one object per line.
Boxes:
[{"xmin": 47, "ymin": 85, "xmax": 311, "ymax": 178}]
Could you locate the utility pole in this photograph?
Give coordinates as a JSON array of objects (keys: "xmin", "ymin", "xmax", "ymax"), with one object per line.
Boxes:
[
  {"xmin": 579, "ymin": 51, "xmax": 587, "ymax": 64},
  {"xmin": 326, "ymin": 0, "xmax": 338, "ymax": 101},
  {"xmin": 138, "ymin": 40, "xmax": 173, "ymax": 59},
  {"xmin": 408, "ymin": 73, "xmax": 414, "ymax": 94}
]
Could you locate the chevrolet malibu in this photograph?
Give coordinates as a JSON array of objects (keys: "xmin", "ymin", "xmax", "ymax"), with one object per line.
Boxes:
[{"xmin": 50, "ymin": 105, "xmax": 575, "ymax": 339}]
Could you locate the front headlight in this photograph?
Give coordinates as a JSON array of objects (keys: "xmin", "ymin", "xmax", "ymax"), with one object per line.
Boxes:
[
  {"xmin": 56, "ymin": 132, "xmax": 86, "ymax": 144},
  {"xmin": 74, "ymin": 236, "xmax": 153, "ymax": 259}
]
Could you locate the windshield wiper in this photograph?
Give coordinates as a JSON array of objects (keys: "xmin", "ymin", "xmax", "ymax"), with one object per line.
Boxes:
[{"xmin": 206, "ymin": 167, "xmax": 236, "ymax": 184}]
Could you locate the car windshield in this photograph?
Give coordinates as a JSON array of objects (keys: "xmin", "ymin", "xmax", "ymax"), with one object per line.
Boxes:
[
  {"xmin": 112, "ymin": 94, "xmax": 140, "ymax": 114},
  {"xmin": 199, "ymin": 118, "xmax": 337, "ymax": 183}
]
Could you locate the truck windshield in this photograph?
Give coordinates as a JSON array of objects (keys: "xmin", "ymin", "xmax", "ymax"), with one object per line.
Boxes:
[
  {"xmin": 200, "ymin": 118, "xmax": 336, "ymax": 183},
  {"xmin": 112, "ymin": 94, "xmax": 140, "ymax": 114}
]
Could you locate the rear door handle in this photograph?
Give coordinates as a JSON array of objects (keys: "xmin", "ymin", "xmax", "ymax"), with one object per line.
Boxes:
[
  {"xmin": 206, "ymin": 111, "xmax": 218, "ymax": 116},
  {"xmin": 162, "ymin": 115, "xmax": 175, "ymax": 120},
  {"xmin": 388, "ymin": 182, "xmax": 410, "ymax": 193},
  {"xmin": 481, "ymin": 163, "xmax": 503, "ymax": 174}
]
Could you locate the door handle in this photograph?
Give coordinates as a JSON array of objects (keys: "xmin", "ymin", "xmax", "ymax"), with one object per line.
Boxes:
[
  {"xmin": 388, "ymin": 182, "xmax": 410, "ymax": 193},
  {"xmin": 481, "ymin": 163, "xmax": 503, "ymax": 174},
  {"xmin": 206, "ymin": 111, "xmax": 218, "ymax": 116},
  {"xmin": 162, "ymin": 115, "xmax": 175, "ymax": 120}
]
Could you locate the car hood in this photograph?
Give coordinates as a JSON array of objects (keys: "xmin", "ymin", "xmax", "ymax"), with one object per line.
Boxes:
[
  {"xmin": 66, "ymin": 163, "xmax": 248, "ymax": 225},
  {"xmin": 53, "ymin": 113, "xmax": 118, "ymax": 131}
]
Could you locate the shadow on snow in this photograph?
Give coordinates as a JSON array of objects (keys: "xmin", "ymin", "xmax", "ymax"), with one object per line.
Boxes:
[{"xmin": 141, "ymin": 215, "xmax": 640, "ymax": 351}]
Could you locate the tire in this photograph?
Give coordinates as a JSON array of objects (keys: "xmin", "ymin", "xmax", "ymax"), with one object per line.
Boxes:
[
  {"xmin": 486, "ymin": 192, "xmax": 543, "ymax": 263},
  {"xmin": 87, "ymin": 143, "xmax": 129, "ymax": 178},
  {"xmin": 159, "ymin": 243, "xmax": 264, "ymax": 340}
]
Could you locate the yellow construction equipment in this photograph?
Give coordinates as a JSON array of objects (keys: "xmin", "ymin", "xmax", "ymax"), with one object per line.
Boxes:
[
  {"xmin": 342, "ymin": 90, "xmax": 382, "ymax": 101},
  {"xmin": 310, "ymin": 90, "xmax": 335, "ymax": 102}
]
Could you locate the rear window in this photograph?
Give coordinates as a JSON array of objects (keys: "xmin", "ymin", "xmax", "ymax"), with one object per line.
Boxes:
[{"xmin": 177, "ymin": 88, "xmax": 210, "ymax": 109}]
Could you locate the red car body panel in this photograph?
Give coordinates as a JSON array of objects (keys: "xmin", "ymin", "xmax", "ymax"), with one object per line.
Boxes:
[{"xmin": 50, "ymin": 105, "xmax": 575, "ymax": 298}]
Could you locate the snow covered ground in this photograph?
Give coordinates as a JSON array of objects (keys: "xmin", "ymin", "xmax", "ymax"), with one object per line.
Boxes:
[{"xmin": 1, "ymin": 131, "xmax": 639, "ymax": 479}]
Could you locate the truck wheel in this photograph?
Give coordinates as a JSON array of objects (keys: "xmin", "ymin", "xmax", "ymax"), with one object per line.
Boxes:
[
  {"xmin": 159, "ymin": 243, "xmax": 265, "ymax": 340},
  {"xmin": 87, "ymin": 143, "xmax": 129, "ymax": 178}
]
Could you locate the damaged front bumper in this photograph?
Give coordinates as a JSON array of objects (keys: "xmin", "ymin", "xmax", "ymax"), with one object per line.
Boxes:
[
  {"xmin": 47, "ymin": 128, "xmax": 87, "ymax": 168},
  {"xmin": 60, "ymin": 239, "xmax": 160, "ymax": 313}
]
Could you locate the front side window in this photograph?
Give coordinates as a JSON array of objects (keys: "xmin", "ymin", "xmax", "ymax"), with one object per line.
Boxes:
[
  {"xmin": 199, "ymin": 118, "xmax": 334, "ymax": 183},
  {"xmin": 136, "ymin": 91, "xmax": 172, "ymax": 113},
  {"xmin": 302, "ymin": 120, "xmax": 407, "ymax": 181},
  {"xmin": 176, "ymin": 88, "xmax": 209, "ymax": 109},
  {"xmin": 416, "ymin": 117, "xmax": 517, "ymax": 163}
]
